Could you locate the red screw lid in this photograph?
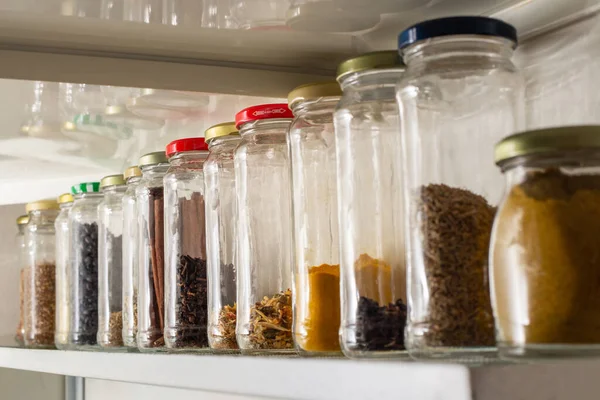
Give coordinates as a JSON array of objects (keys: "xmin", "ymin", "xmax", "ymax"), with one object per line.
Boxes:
[
  {"xmin": 235, "ymin": 103, "xmax": 294, "ymax": 129},
  {"xmin": 165, "ymin": 137, "xmax": 209, "ymax": 158}
]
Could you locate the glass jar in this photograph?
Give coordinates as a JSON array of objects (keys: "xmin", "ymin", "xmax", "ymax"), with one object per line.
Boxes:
[
  {"xmin": 397, "ymin": 16, "xmax": 524, "ymax": 360},
  {"xmin": 163, "ymin": 138, "xmax": 210, "ymax": 352},
  {"xmin": 230, "ymin": 0, "xmax": 288, "ymax": 29},
  {"xmin": 15, "ymin": 215, "xmax": 29, "ymax": 347},
  {"xmin": 136, "ymin": 151, "xmax": 169, "ymax": 352},
  {"xmin": 287, "ymin": 82, "xmax": 342, "ymax": 355},
  {"xmin": 204, "ymin": 122, "xmax": 241, "ymax": 352},
  {"xmin": 334, "ymin": 51, "xmax": 407, "ymax": 358},
  {"xmin": 67, "ymin": 182, "xmax": 103, "ymax": 350},
  {"xmin": 234, "ymin": 104, "xmax": 295, "ymax": 354},
  {"xmin": 122, "ymin": 166, "xmax": 142, "ymax": 349},
  {"xmin": 491, "ymin": 126, "xmax": 600, "ymax": 359},
  {"xmin": 54, "ymin": 193, "xmax": 74, "ymax": 350},
  {"xmin": 24, "ymin": 200, "xmax": 59, "ymax": 349},
  {"xmin": 98, "ymin": 174, "xmax": 127, "ymax": 349}
]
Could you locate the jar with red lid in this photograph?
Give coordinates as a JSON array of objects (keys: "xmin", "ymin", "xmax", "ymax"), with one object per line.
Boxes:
[
  {"xmin": 234, "ymin": 103, "xmax": 295, "ymax": 354},
  {"xmin": 164, "ymin": 137, "xmax": 210, "ymax": 352}
]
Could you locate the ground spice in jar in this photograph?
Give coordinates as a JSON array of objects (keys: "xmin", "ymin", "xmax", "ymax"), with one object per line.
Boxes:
[
  {"xmin": 107, "ymin": 311, "xmax": 123, "ymax": 347},
  {"xmin": 416, "ymin": 184, "xmax": 495, "ymax": 348},
  {"xmin": 494, "ymin": 169, "xmax": 600, "ymax": 345},
  {"xmin": 24, "ymin": 263, "xmax": 56, "ymax": 347},
  {"xmin": 295, "ymin": 264, "xmax": 341, "ymax": 352},
  {"xmin": 248, "ymin": 289, "xmax": 293, "ymax": 350}
]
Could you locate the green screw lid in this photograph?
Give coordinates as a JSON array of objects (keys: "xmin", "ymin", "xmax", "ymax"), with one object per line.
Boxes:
[{"xmin": 71, "ymin": 182, "xmax": 101, "ymax": 194}]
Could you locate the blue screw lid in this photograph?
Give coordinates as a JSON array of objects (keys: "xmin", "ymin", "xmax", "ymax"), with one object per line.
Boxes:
[{"xmin": 398, "ymin": 16, "xmax": 518, "ymax": 50}]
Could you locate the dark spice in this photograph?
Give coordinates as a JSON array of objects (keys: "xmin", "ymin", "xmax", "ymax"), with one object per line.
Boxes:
[
  {"xmin": 354, "ymin": 297, "xmax": 407, "ymax": 351},
  {"xmin": 24, "ymin": 263, "xmax": 56, "ymax": 348},
  {"xmin": 247, "ymin": 289, "xmax": 293, "ymax": 350}
]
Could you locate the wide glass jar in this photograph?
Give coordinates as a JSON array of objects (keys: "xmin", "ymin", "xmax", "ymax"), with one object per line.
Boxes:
[
  {"xmin": 24, "ymin": 199, "xmax": 59, "ymax": 349},
  {"xmin": 122, "ymin": 166, "xmax": 142, "ymax": 349},
  {"xmin": 334, "ymin": 51, "xmax": 407, "ymax": 358},
  {"xmin": 15, "ymin": 215, "xmax": 29, "ymax": 347},
  {"xmin": 67, "ymin": 182, "xmax": 103, "ymax": 350},
  {"xmin": 164, "ymin": 138, "xmax": 210, "ymax": 352},
  {"xmin": 397, "ymin": 16, "xmax": 524, "ymax": 360},
  {"xmin": 136, "ymin": 151, "xmax": 169, "ymax": 352},
  {"xmin": 98, "ymin": 174, "xmax": 127, "ymax": 349},
  {"xmin": 54, "ymin": 193, "xmax": 73, "ymax": 350},
  {"xmin": 234, "ymin": 104, "xmax": 295, "ymax": 354},
  {"xmin": 204, "ymin": 122, "xmax": 241, "ymax": 352},
  {"xmin": 288, "ymin": 82, "xmax": 342, "ymax": 355},
  {"xmin": 491, "ymin": 126, "xmax": 600, "ymax": 359}
]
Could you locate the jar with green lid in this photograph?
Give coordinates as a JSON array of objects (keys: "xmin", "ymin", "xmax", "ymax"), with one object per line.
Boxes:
[
  {"xmin": 67, "ymin": 182, "xmax": 103, "ymax": 350},
  {"xmin": 54, "ymin": 193, "xmax": 73, "ymax": 350},
  {"xmin": 492, "ymin": 126, "xmax": 600, "ymax": 359},
  {"xmin": 15, "ymin": 215, "xmax": 29, "ymax": 347},
  {"xmin": 122, "ymin": 166, "xmax": 142, "ymax": 349},
  {"xmin": 334, "ymin": 51, "xmax": 408, "ymax": 358},
  {"xmin": 98, "ymin": 174, "xmax": 127, "ymax": 349},
  {"xmin": 24, "ymin": 199, "xmax": 59, "ymax": 349},
  {"xmin": 204, "ymin": 122, "xmax": 241, "ymax": 352}
]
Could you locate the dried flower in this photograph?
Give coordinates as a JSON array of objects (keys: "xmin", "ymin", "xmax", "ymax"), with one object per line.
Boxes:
[{"xmin": 248, "ymin": 289, "xmax": 293, "ymax": 350}]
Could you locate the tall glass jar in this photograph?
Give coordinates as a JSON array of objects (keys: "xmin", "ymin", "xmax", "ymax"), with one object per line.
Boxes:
[
  {"xmin": 204, "ymin": 122, "xmax": 241, "ymax": 352},
  {"xmin": 234, "ymin": 104, "xmax": 295, "ymax": 354},
  {"xmin": 164, "ymin": 138, "xmax": 210, "ymax": 352},
  {"xmin": 136, "ymin": 151, "xmax": 169, "ymax": 352},
  {"xmin": 67, "ymin": 182, "xmax": 103, "ymax": 350},
  {"xmin": 54, "ymin": 193, "xmax": 74, "ymax": 350},
  {"xmin": 397, "ymin": 16, "xmax": 524, "ymax": 360},
  {"xmin": 122, "ymin": 166, "xmax": 142, "ymax": 349},
  {"xmin": 98, "ymin": 174, "xmax": 127, "ymax": 349},
  {"xmin": 24, "ymin": 199, "xmax": 59, "ymax": 349},
  {"xmin": 288, "ymin": 82, "xmax": 342, "ymax": 355},
  {"xmin": 15, "ymin": 215, "xmax": 29, "ymax": 347},
  {"xmin": 334, "ymin": 51, "xmax": 407, "ymax": 358}
]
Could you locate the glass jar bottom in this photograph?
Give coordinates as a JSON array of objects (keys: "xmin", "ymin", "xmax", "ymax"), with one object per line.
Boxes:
[
  {"xmin": 409, "ymin": 346, "xmax": 499, "ymax": 364},
  {"xmin": 240, "ymin": 348, "xmax": 298, "ymax": 356},
  {"xmin": 297, "ymin": 348, "xmax": 344, "ymax": 358},
  {"xmin": 342, "ymin": 347, "xmax": 411, "ymax": 360},
  {"xmin": 499, "ymin": 343, "xmax": 600, "ymax": 360}
]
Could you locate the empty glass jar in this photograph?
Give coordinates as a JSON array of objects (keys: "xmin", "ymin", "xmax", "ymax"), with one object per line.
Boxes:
[
  {"xmin": 288, "ymin": 82, "xmax": 342, "ymax": 355},
  {"xmin": 397, "ymin": 16, "xmax": 524, "ymax": 360},
  {"xmin": 334, "ymin": 51, "xmax": 407, "ymax": 358},
  {"xmin": 235, "ymin": 103, "xmax": 295, "ymax": 354},
  {"xmin": 54, "ymin": 193, "xmax": 74, "ymax": 350},
  {"xmin": 204, "ymin": 122, "xmax": 241, "ymax": 352},
  {"xmin": 15, "ymin": 215, "xmax": 29, "ymax": 347}
]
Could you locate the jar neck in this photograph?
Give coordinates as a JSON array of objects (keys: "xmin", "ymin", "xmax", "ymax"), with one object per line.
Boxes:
[
  {"xmin": 59, "ymin": 202, "xmax": 73, "ymax": 210},
  {"xmin": 74, "ymin": 192, "xmax": 103, "ymax": 200},
  {"xmin": 28, "ymin": 209, "xmax": 59, "ymax": 224},
  {"xmin": 141, "ymin": 163, "xmax": 169, "ymax": 177},
  {"xmin": 101, "ymin": 184, "xmax": 127, "ymax": 194},
  {"xmin": 208, "ymin": 135, "xmax": 241, "ymax": 151},
  {"xmin": 500, "ymin": 151, "xmax": 600, "ymax": 172},
  {"xmin": 290, "ymin": 97, "xmax": 340, "ymax": 118},
  {"xmin": 168, "ymin": 151, "xmax": 209, "ymax": 167},
  {"xmin": 239, "ymin": 119, "xmax": 292, "ymax": 144},
  {"xmin": 126, "ymin": 176, "xmax": 141, "ymax": 185},
  {"xmin": 17, "ymin": 225, "xmax": 26, "ymax": 234},
  {"xmin": 339, "ymin": 68, "xmax": 404, "ymax": 97}
]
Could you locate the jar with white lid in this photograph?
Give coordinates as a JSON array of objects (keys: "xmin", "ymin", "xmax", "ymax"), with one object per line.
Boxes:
[
  {"xmin": 204, "ymin": 122, "xmax": 242, "ymax": 352},
  {"xmin": 234, "ymin": 103, "xmax": 295, "ymax": 354},
  {"xmin": 15, "ymin": 215, "xmax": 29, "ymax": 347},
  {"xmin": 54, "ymin": 193, "xmax": 73, "ymax": 350},
  {"xmin": 397, "ymin": 16, "xmax": 524, "ymax": 360}
]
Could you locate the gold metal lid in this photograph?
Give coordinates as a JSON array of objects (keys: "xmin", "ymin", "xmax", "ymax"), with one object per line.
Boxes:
[
  {"xmin": 138, "ymin": 151, "xmax": 168, "ymax": 167},
  {"xmin": 204, "ymin": 122, "xmax": 239, "ymax": 143},
  {"xmin": 336, "ymin": 50, "xmax": 404, "ymax": 81},
  {"xmin": 495, "ymin": 126, "xmax": 600, "ymax": 165},
  {"xmin": 57, "ymin": 193, "xmax": 74, "ymax": 204},
  {"xmin": 100, "ymin": 174, "xmax": 126, "ymax": 188},
  {"xmin": 25, "ymin": 199, "xmax": 59, "ymax": 213},
  {"xmin": 124, "ymin": 166, "xmax": 142, "ymax": 179},
  {"xmin": 287, "ymin": 81, "xmax": 342, "ymax": 109},
  {"xmin": 16, "ymin": 215, "xmax": 29, "ymax": 225}
]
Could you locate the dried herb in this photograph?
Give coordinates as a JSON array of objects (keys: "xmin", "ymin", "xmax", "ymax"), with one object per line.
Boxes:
[
  {"xmin": 247, "ymin": 289, "xmax": 293, "ymax": 350},
  {"xmin": 24, "ymin": 263, "xmax": 56, "ymax": 348},
  {"xmin": 212, "ymin": 303, "xmax": 238, "ymax": 350},
  {"xmin": 105, "ymin": 311, "xmax": 123, "ymax": 347},
  {"xmin": 355, "ymin": 297, "xmax": 407, "ymax": 351},
  {"xmin": 416, "ymin": 184, "xmax": 495, "ymax": 348}
]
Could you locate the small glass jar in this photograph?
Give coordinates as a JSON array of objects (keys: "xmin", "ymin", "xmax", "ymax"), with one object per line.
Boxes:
[
  {"xmin": 287, "ymin": 82, "xmax": 342, "ymax": 355},
  {"xmin": 397, "ymin": 17, "xmax": 524, "ymax": 360},
  {"xmin": 234, "ymin": 104, "xmax": 295, "ymax": 354},
  {"xmin": 204, "ymin": 122, "xmax": 241, "ymax": 352},
  {"xmin": 15, "ymin": 215, "xmax": 29, "ymax": 347},
  {"xmin": 67, "ymin": 182, "xmax": 103, "ymax": 350},
  {"xmin": 334, "ymin": 51, "xmax": 407, "ymax": 358},
  {"xmin": 136, "ymin": 151, "xmax": 169, "ymax": 352},
  {"xmin": 230, "ymin": 0, "xmax": 288, "ymax": 29},
  {"xmin": 24, "ymin": 199, "xmax": 59, "ymax": 349},
  {"xmin": 164, "ymin": 138, "xmax": 210, "ymax": 352},
  {"xmin": 122, "ymin": 166, "xmax": 142, "ymax": 349},
  {"xmin": 54, "ymin": 193, "xmax": 74, "ymax": 350},
  {"xmin": 98, "ymin": 174, "xmax": 127, "ymax": 349},
  {"xmin": 491, "ymin": 126, "xmax": 600, "ymax": 359}
]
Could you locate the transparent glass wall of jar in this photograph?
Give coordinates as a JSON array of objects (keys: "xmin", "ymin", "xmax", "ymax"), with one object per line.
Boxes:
[
  {"xmin": 24, "ymin": 200, "xmax": 59, "ymax": 349},
  {"xmin": 288, "ymin": 82, "xmax": 342, "ymax": 355},
  {"xmin": 136, "ymin": 152, "xmax": 169, "ymax": 352},
  {"xmin": 54, "ymin": 193, "xmax": 73, "ymax": 350},
  {"xmin": 164, "ymin": 138, "xmax": 210, "ymax": 352},
  {"xmin": 15, "ymin": 215, "xmax": 29, "ymax": 347},
  {"xmin": 397, "ymin": 17, "xmax": 525, "ymax": 360},
  {"xmin": 98, "ymin": 174, "xmax": 127, "ymax": 349},
  {"xmin": 204, "ymin": 123, "xmax": 241, "ymax": 352},
  {"xmin": 334, "ymin": 51, "xmax": 407, "ymax": 358},
  {"xmin": 67, "ymin": 182, "xmax": 103, "ymax": 350},
  {"xmin": 234, "ymin": 104, "xmax": 295, "ymax": 354},
  {"xmin": 122, "ymin": 166, "xmax": 142, "ymax": 349}
]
